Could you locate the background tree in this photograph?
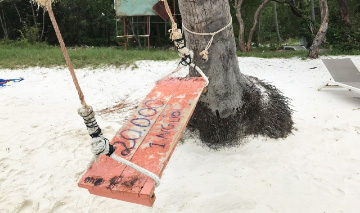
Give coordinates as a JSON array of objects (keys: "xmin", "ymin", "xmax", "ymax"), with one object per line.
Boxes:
[
  {"xmin": 232, "ymin": 0, "xmax": 271, "ymax": 52},
  {"xmin": 326, "ymin": 0, "xmax": 360, "ymax": 51},
  {"xmin": 0, "ymin": 0, "xmax": 359, "ymax": 53},
  {"xmin": 245, "ymin": 0, "xmax": 271, "ymax": 51},
  {"xmin": 310, "ymin": 0, "xmax": 315, "ymax": 21},
  {"xmin": 0, "ymin": 0, "xmax": 9, "ymax": 39},
  {"xmin": 273, "ymin": 1, "xmax": 282, "ymax": 42},
  {"xmin": 309, "ymin": 0, "xmax": 328, "ymax": 58},
  {"xmin": 232, "ymin": 0, "xmax": 246, "ymax": 51},
  {"xmin": 178, "ymin": 0, "xmax": 293, "ymax": 147},
  {"xmin": 337, "ymin": 0, "xmax": 351, "ymax": 26}
]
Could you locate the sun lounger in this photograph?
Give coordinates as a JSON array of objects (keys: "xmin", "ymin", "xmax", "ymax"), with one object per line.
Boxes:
[{"xmin": 318, "ymin": 58, "xmax": 360, "ymax": 92}]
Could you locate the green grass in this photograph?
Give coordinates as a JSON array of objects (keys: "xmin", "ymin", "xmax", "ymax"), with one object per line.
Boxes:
[
  {"xmin": 237, "ymin": 47, "xmax": 360, "ymax": 59},
  {"xmin": 0, "ymin": 41, "xmax": 179, "ymax": 69},
  {"xmin": 1, "ymin": 41, "xmax": 359, "ymax": 69}
]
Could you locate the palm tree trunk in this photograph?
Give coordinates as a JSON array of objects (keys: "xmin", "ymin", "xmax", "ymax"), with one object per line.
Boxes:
[{"xmin": 178, "ymin": 0, "xmax": 293, "ymax": 146}]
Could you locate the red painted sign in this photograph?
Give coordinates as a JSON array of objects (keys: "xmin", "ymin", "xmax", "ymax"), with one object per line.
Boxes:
[{"xmin": 78, "ymin": 77, "xmax": 206, "ymax": 206}]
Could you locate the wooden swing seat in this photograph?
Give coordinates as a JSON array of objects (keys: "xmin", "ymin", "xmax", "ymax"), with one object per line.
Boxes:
[{"xmin": 78, "ymin": 77, "xmax": 206, "ymax": 206}]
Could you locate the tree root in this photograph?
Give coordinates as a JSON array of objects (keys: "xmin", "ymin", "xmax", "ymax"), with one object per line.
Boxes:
[{"xmin": 189, "ymin": 76, "xmax": 293, "ymax": 149}]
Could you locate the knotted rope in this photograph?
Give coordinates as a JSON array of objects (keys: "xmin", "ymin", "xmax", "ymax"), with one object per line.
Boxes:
[
  {"xmin": 161, "ymin": 0, "xmax": 209, "ymax": 85},
  {"xmin": 161, "ymin": 0, "xmax": 182, "ymax": 41},
  {"xmin": 174, "ymin": 39, "xmax": 209, "ymax": 86},
  {"xmin": 182, "ymin": 18, "xmax": 233, "ymax": 61}
]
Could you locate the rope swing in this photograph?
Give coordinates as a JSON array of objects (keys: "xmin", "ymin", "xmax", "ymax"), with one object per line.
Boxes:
[
  {"xmin": 32, "ymin": 0, "xmax": 230, "ymax": 188},
  {"xmin": 33, "ymin": 0, "xmax": 160, "ymax": 187}
]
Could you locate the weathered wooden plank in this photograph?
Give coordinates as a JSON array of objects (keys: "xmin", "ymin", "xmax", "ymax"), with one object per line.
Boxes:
[
  {"xmin": 78, "ymin": 78, "xmax": 182, "ymax": 193},
  {"xmin": 78, "ymin": 77, "xmax": 206, "ymax": 206},
  {"xmin": 114, "ymin": 78, "xmax": 206, "ymax": 198}
]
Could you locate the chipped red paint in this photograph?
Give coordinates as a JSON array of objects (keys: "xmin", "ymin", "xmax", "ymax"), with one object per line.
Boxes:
[{"xmin": 78, "ymin": 77, "xmax": 206, "ymax": 206}]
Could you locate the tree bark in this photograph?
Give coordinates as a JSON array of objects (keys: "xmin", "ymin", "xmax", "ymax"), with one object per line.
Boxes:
[
  {"xmin": 178, "ymin": 0, "xmax": 293, "ymax": 146},
  {"xmin": 179, "ymin": 0, "xmax": 246, "ymax": 117},
  {"xmin": 273, "ymin": 0, "xmax": 302, "ymax": 18},
  {"xmin": 233, "ymin": 0, "xmax": 246, "ymax": 52},
  {"xmin": 310, "ymin": 0, "xmax": 316, "ymax": 21},
  {"xmin": 309, "ymin": 0, "xmax": 329, "ymax": 59},
  {"xmin": 337, "ymin": 0, "xmax": 351, "ymax": 26},
  {"xmin": 273, "ymin": 1, "xmax": 282, "ymax": 42},
  {"xmin": 246, "ymin": 0, "xmax": 271, "ymax": 51}
]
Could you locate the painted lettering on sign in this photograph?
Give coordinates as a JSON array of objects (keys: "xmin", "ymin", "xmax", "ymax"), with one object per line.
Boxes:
[
  {"xmin": 113, "ymin": 99, "xmax": 165, "ymax": 156},
  {"xmin": 151, "ymin": 110, "xmax": 182, "ymax": 148},
  {"xmin": 149, "ymin": 143, "xmax": 166, "ymax": 148}
]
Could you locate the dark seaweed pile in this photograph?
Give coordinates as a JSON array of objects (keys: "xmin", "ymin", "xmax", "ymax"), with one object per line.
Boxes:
[{"xmin": 189, "ymin": 76, "xmax": 293, "ymax": 149}]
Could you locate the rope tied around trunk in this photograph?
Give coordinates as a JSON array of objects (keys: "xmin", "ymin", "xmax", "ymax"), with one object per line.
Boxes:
[{"xmin": 182, "ymin": 18, "xmax": 233, "ymax": 61}]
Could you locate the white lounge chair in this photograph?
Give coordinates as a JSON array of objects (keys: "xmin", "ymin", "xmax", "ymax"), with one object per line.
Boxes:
[{"xmin": 319, "ymin": 58, "xmax": 360, "ymax": 92}]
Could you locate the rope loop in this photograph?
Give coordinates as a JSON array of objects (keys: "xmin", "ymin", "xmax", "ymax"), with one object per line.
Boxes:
[
  {"xmin": 199, "ymin": 50, "xmax": 209, "ymax": 61},
  {"xmin": 169, "ymin": 28, "xmax": 183, "ymax": 41},
  {"xmin": 180, "ymin": 55, "xmax": 192, "ymax": 66}
]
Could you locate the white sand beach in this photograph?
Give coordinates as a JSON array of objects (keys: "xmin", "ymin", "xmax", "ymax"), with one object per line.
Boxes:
[{"xmin": 1, "ymin": 56, "xmax": 360, "ymax": 213}]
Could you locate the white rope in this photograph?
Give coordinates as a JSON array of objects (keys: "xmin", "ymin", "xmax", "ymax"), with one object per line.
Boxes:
[
  {"xmin": 182, "ymin": 17, "xmax": 232, "ymax": 61},
  {"xmin": 190, "ymin": 63, "xmax": 209, "ymax": 86},
  {"xmin": 110, "ymin": 153, "xmax": 160, "ymax": 187},
  {"xmin": 86, "ymin": 149, "xmax": 161, "ymax": 187},
  {"xmin": 78, "ymin": 106, "xmax": 161, "ymax": 187}
]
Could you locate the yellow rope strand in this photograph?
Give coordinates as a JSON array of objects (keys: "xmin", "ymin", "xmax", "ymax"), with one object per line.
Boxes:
[{"xmin": 162, "ymin": 0, "xmax": 182, "ymax": 40}]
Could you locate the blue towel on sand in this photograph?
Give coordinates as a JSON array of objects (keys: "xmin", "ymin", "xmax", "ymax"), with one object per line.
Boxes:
[{"xmin": 0, "ymin": 78, "xmax": 24, "ymax": 88}]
